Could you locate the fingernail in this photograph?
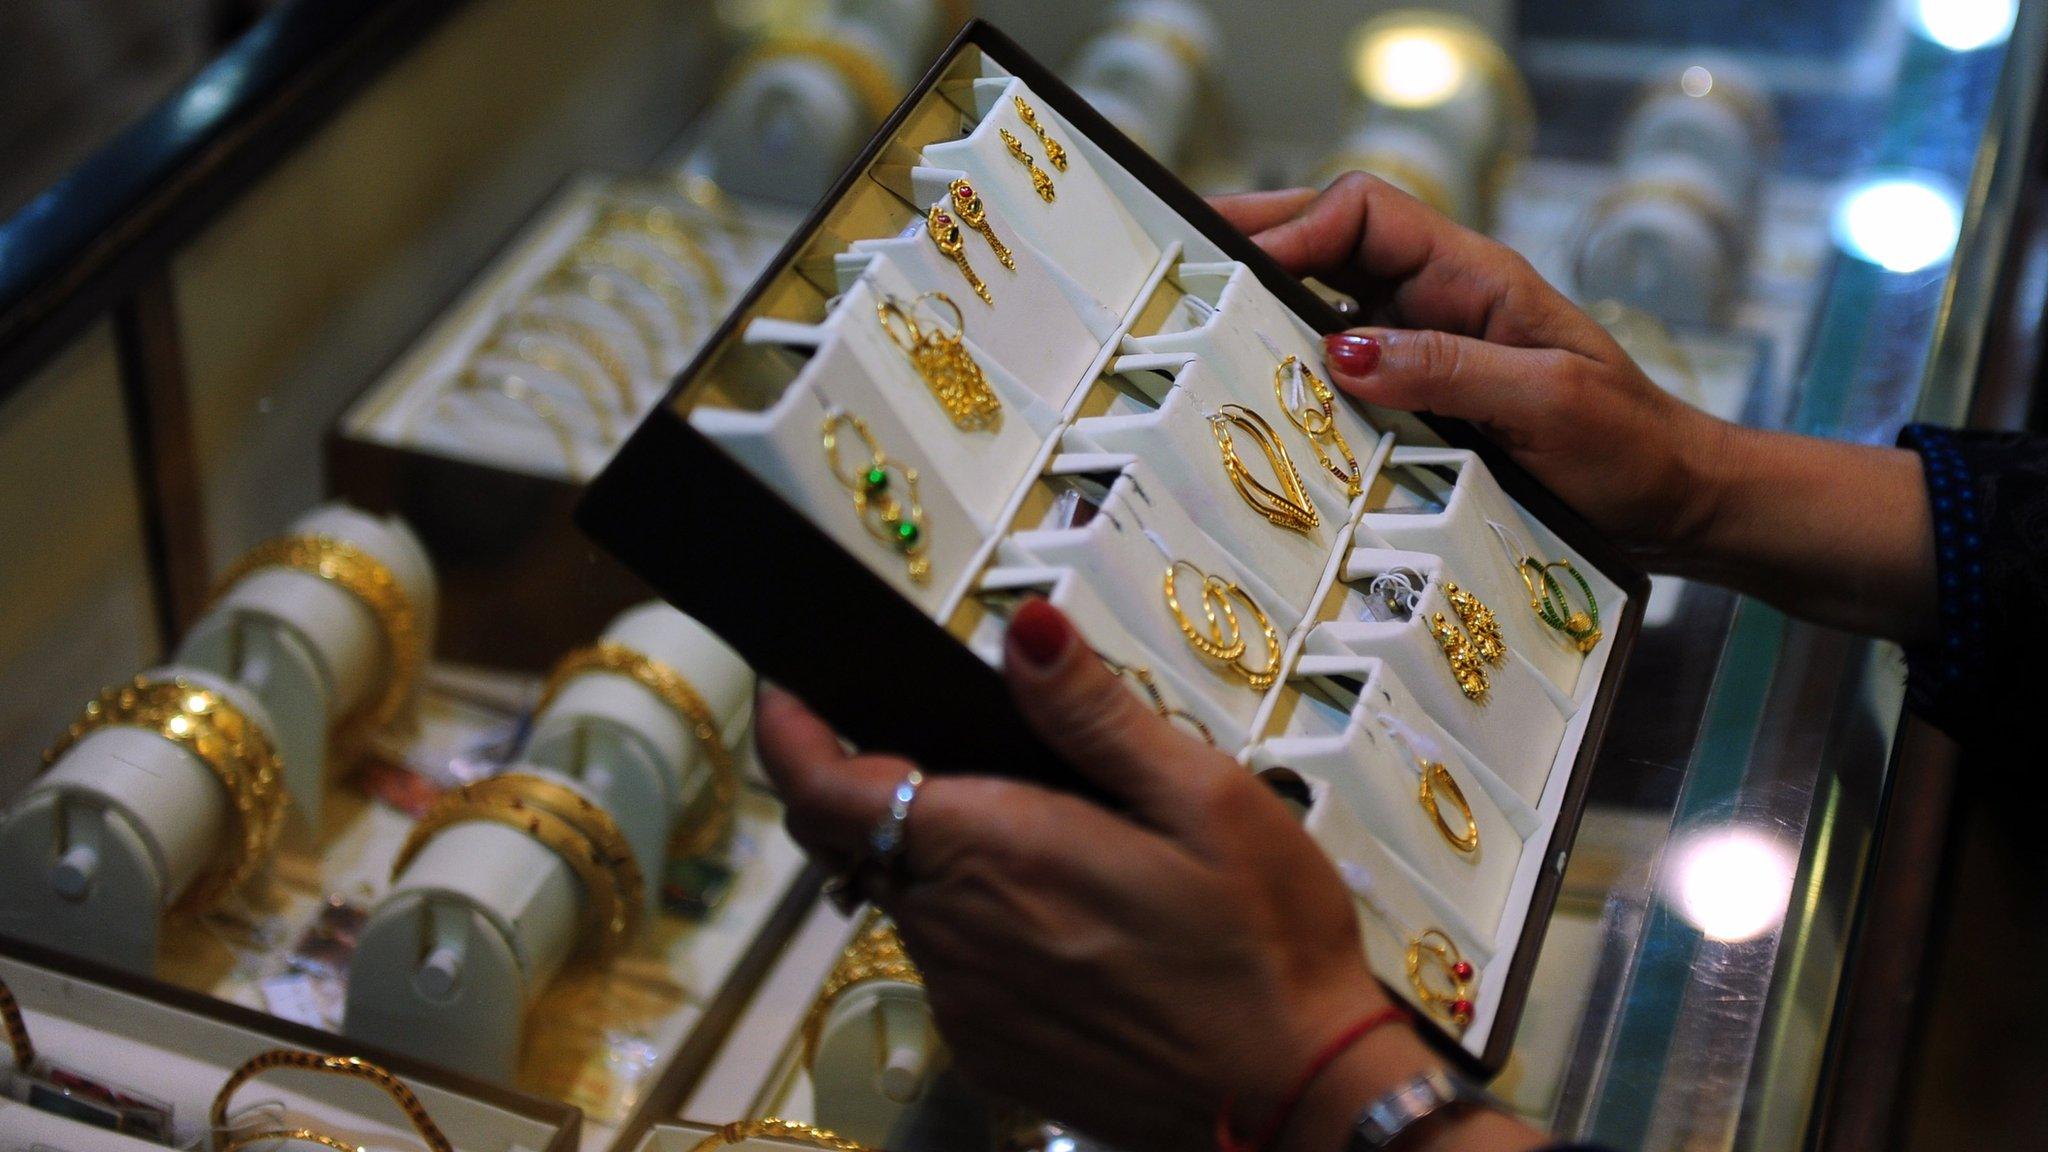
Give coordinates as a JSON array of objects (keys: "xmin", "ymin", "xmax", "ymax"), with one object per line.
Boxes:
[
  {"xmin": 1324, "ymin": 333, "xmax": 1381, "ymax": 376},
  {"xmin": 1008, "ymin": 599, "xmax": 1073, "ymax": 670}
]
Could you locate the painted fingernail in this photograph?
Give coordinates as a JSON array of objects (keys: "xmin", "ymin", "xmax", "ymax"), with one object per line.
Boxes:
[
  {"xmin": 1324, "ymin": 333, "xmax": 1382, "ymax": 376},
  {"xmin": 1008, "ymin": 599, "xmax": 1072, "ymax": 669}
]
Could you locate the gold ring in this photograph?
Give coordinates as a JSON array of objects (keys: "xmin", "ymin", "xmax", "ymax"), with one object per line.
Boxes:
[
  {"xmin": 42, "ymin": 677, "xmax": 286, "ymax": 909},
  {"xmin": 211, "ymin": 1049, "xmax": 452, "ymax": 1152},
  {"xmin": 209, "ymin": 535, "xmax": 424, "ymax": 740},
  {"xmin": 536, "ymin": 642, "xmax": 740, "ymax": 860},
  {"xmin": 1417, "ymin": 761, "xmax": 1479, "ymax": 854}
]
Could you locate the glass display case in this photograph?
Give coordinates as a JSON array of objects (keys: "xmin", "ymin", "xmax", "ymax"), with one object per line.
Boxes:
[{"xmin": 0, "ymin": 1, "xmax": 2040, "ymax": 1149}]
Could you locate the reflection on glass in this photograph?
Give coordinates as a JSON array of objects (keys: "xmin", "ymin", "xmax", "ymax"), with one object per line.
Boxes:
[
  {"xmin": 1663, "ymin": 826, "xmax": 1797, "ymax": 943},
  {"xmin": 1831, "ymin": 175, "xmax": 1962, "ymax": 273},
  {"xmin": 1353, "ymin": 27, "xmax": 1467, "ymax": 108},
  {"xmin": 1906, "ymin": 0, "xmax": 2017, "ymax": 52}
]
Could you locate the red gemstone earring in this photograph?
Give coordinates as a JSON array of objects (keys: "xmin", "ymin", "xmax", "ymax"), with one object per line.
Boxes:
[{"xmin": 1406, "ymin": 928, "xmax": 1478, "ymax": 1032}]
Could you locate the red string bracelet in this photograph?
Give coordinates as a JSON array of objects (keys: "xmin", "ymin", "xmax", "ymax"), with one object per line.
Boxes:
[{"xmin": 1216, "ymin": 1005, "xmax": 1410, "ymax": 1152}]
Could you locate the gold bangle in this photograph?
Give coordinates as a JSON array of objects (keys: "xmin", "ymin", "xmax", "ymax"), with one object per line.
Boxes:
[
  {"xmin": 510, "ymin": 310, "xmax": 638, "ymax": 412},
  {"xmin": 43, "ymin": 677, "xmax": 286, "ymax": 909},
  {"xmin": 1272, "ymin": 356, "xmax": 1362, "ymax": 499},
  {"xmin": 424, "ymin": 369, "xmax": 585, "ymax": 475},
  {"xmin": 210, "ymin": 535, "xmax": 425, "ymax": 739},
  {"xmin": 0, "ymin": 972, "xmax": 37, "ymax": 1071},
  {"xmin": 1577, "ymin": 179, "xmax": 1745, "ymax": 277},
  {"xmin": 478, "ymin": 331, "xmax": 618, "ymax": 444},
  {"xmin": 799, "ymin": 915, "xmax": 923, "ymax": 1069},
  {"xmin": 211, "ymin": 1049, "xmax": 452, "ymax": 1152},
  {"xmin": 688, "ymin": 1118, "xmax": 879, "ymax": 1152},
  {"xmin": 217, "ymin": 1129, "xmax": 362, "ymax": 1152},
  {"xmin": 1417, "ymin": 761, "xmax": 1479, "ymax": 854},
  {"xmin": 535, "ymin": 642, "xmax": 739, "ymax": 860},
  {"xmin": 597, "ymin": 204, "xmax": 729, "ymax": 304},
  {"xmin": 1208, "ymin": 404, "xmax": 1320, "ymax": 534},
  {"xmin": 540, "ymin": 266, "xmax": 671, "ymax": 362},
  {"xmin": 570, "ymin": 238, "xmax": 709, "ymax": 341},
  {"xmin": 730, "ymin": 35, "xmax": 900, "ymax": 124},
  {"xmin": 463, "ymin": 773, "xmax": 646, "ymax": 937},
  {"xmin": 389, "ymin": 785, "xmax": 637, "ymax": 955},
  {"xmin": 1404, "ymin": 929, "xmax": 1477, "ymax": 1032}
]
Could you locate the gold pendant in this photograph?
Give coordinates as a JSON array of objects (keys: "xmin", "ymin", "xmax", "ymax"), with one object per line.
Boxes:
[{"xmin": 878, "ymin": 293, "xmax": 1002, "ymax": 431}]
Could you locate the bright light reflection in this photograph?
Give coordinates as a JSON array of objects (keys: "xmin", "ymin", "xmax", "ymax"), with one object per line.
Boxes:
[
  {"xmin": 1907, "ymin": 0, "xmax": 2016, "ymax": 51},
  {"xmin": 1664, "ymin": 826, "xmax": 1796, "ymax": 943},
  {"xmin": 1833, "ymin": 175, "xmax": 1962, "ymax": 273},
  {"xmin": 1357, "ymin": 30, "xmax": 1467, "ymax": 108},
  {"xmin": 1680, "ymin": 65, "xmax": 1715, "ymax": 98}
]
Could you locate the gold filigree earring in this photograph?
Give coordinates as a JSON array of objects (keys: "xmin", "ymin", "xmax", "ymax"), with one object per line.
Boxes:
[
  {"xmin": 1012, "ymin": 95, "xmax": 1068, "ymax": 171},
  {"xmin": 948, "ymin": 179, "xmax": 1014, "ymax": 270},
  {"xmin": 878, "ymin": 293, "xmax": 1002, "ymax": 431},
  {"xmin": 998, "ymin": 128, "xmax": 1056, "ymax": 203},
  {"xmin": 927, "ymin": 206, "xmax": 992, "ymax": 305}
]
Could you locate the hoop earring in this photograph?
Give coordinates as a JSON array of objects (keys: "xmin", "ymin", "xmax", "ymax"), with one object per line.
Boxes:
[
  {"xmin": 1208, "ymin": 404, "xmax": 1320, "ymax": 535},
  {"xmin": 1273, "ymin": 355, "xmax": 1363, "ymax": 499},
  {"xmin": 1405, "ymin": 929, "xmax": 1477, "ymax": 1031},
  {"xmin": 1012, "ymin": 95, "xmax": 1069, "ymax": 172},
  {"xmin": 821, "ymin": 412, "xmax": 931, "ymax": 584},
  {"xmin": 1521, "ymin": 558, "xmax": 1603, "ymax": 653},
  {"xmin": 1417, "ymin": 760, "xmax": 1480, "ymax": 854}
]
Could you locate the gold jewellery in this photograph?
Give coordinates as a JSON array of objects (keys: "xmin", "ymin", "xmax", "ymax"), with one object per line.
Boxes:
[
  {"xmin": 1405, "ymin": 929, "xmax": 1478, "ymax": 1032},
  {"xmin": 688, "ymin": 1120, "xmax": 878, "ymax": 1152},
  {"xmin": 1012, "ymin": 96, "xmax": 1069, "ymax": 172},
  {"xmin": 927, "ymin": 205, "xmax": 992, "ymax": 306},
  {"xmin": 481, "ymin": 331, "xmax": 617, "ymax": 443},
  {"xmin": 1521, "ymin": 557, "xmax": 1603, "ymax": 653},
  {"xmin": 412, "ymin": 369, "xmax": 582, "ymax": 475},
  {"xmin": 999, "ymin": 128, "xmax": 1057, "ymax": 203},
  {"xmin": 510, "ymin": 310, "xmax": 636, "ymax": 411},
  {"xmin": 799, "ymin": 915, "xmax": 924, "ymax": 1068},
  {"xmin": 948, "ymin": 178, "xmax": 1014, "ymax": 269},
  {"xmin": 535, "ymin": 642, "xmax": 739, "ymax": 860},
  {"xmin": 1, "ymin": 973, "xmax": 36, "ymax": 1071},
  {"xmin": 1418, "ymin": 761, "xmax": 1479, "ymax": 854},
  {"xmin": 392, "ymin": 773, "xmax": 645, "ymax": 955},
  {"xmin": 1162, "ymin": 560, "xmax": 1281, "ymax": 691},
  {"xmin": 211, "ymin": 1048, "xmax": 452, "ymax": 1152},
  {"xmin": 1273, "ymin": 356, "xmax": 1363, "ymax": 499},
  {"xmin": 44, "ymin": 677, "xmax": 286, "ymax": 910},
  {"xmin": 1208, "ymin": 404, "xmax": 1319, "ymax": 535},
  {"xmin": 822, "ymin": 412, "xmax": 931, "ymax": 584},
  {"xmin": 1428, "ymin": 581, "xmax": 1506, "ymax": 703},
  {"xmin": 878, "ymin": 293, "xmax": 1002, "ymax": 431},
  {"xmin": 211, "ymin": 534, "xmax": 425, "ymax": 739},
  {"xmin": 1101, "ymin": 654, "xmax": 1217, "ymax": 746}
]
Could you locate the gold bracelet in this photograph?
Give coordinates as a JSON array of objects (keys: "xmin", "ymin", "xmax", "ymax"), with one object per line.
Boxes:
[
  {"xmin": 389, "ymin": 785, "xmax": 636, "ymax": 955},
  {"xmin": 217, "ymin": 1129, "xmax": 362, "ymax": 1152},
  {"xmin": 570, "ymin": 238, "xmax": 708, "ymax": 341},
  {"xmin": 730, "ymin": 35, "xmax": 900, "ymax": 124},
  {"xmin": 466, "ymin": 772, "xmax": 645, "ymax": 938},
  {"xmin": 210, "ymin": 535, "xmax": 425, "ymax": 739},
  {"xmin": 43, "ymin": 677, "xmax": 286, "ymax": 909},
  {"xmin": 478, "ymin": 331, "xmax": 618, "ymax": 444},
  {"xmin": 597, "ymin": 204, "xmax": 728, "ymax": 304},
  {"xmin": 534, "ymin": 642, "xmax": 739, "ymax": 860},
  {"xmin": 0, "ymin": 972, "xmax": 37, "ymax": 1071},
  {"xmin": 799, "ymin": 915, "xmax": 924, "ymax": 1069},
  {"xmin": 1417, "ymin": 761, "xmax": 1479, "ymax": 854},
  {"xmin": 540, "ymin": 266, "xmax": 671, "ymax": 362},
  {"xmin": 509, "ymin": 309, "xmax": 638, "ymax": 412},
  {"xmin": 211, "ymin": 1049, "xmax": 452, "ymax": 1152},
  {"xmin": 688, "ymin": 1118, "xmax": 879, "ymax": 1152}
]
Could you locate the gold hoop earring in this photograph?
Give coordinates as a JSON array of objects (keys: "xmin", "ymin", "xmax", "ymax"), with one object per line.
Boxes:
[
  {"xmin": 822, "ymin": 412, "xmax": 932, "ymax": 584},
  {"xmin": 1405, "ymin": 929, "xmax": 1477, "ymax": 1031},
  {"xmin": 1417, "ymin": 761, "xmax": 1479, "ymax": 854},
  {"xmin": 1273, "ymin": 355, "xmax": 1363, "ymax": 499},
  {"xmin": 1012, "ymin": 95, "xmax": 1069, "ymax": 172},
  {"xmin": 998, "ymin": 128, "xmax": 1057, "ymax": 203},
  {"xmin": 1442, "ymin": 581, "xmax": 1507, "ymax": 667},
  {"xmin": 1208, "ymin": 404, "xmax": 1320, "ymax": 535},
  {"xmin": 878, "ymin": 293, "xmax": 1002, "ymax": 430},
  {"xmin": 1429, "ymin": 611, "xmax": 1491, "ymax": 703},
  {"xmin": 948, "ymin": 179, "xmax": 1015, "ymax": 270},
  {"xmin": 1520, "ymin": 557, "xmax": 1603, "ymax": 653},
  {"xmin": 1102, "ymin": 653, "xmax": 1218, "ymax": 746},
  {"xmin": 926, "ymin": 206, "xmax": 992, "ymax": 305},
  {"xmin": 1163, "ymin": 560, "xmax": 1244, "ymax": 663}
]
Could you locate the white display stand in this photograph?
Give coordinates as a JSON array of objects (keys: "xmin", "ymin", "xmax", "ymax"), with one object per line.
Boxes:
[{"xmin": 1065, "ymin": 0, "xmax": 1218, "ymax": 164}]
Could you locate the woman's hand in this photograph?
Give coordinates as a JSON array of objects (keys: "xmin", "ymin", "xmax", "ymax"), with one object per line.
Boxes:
[
  {"xmin": 1213, "ymin": 174, "xmax": 1731, "ymax": 559},
  {"xmin": 758, "ymin": 600, "xmax": 1543, "ymax": 1152}
]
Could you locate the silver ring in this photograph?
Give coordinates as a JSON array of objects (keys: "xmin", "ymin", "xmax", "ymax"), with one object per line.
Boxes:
[{"xmin": 868, "ymin": 768, "xmax": 926, "ymax": 865}]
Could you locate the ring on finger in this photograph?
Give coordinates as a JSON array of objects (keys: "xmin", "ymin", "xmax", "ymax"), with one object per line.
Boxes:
[{"xmin": 868, "ymin": 768, "xmax": 926, "ymax": 869}]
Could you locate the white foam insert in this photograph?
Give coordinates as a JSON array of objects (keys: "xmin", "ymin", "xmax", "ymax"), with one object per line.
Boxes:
[{"xmin": 0, "ymin": 952, "xmax": 567, "ymax": 1151}]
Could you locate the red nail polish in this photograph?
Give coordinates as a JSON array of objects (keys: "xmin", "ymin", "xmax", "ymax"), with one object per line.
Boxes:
[
  {"xmin": 1324, "ymin": 333, "xmax": 1381, "ymax": 376},
  {"xmin": 1009, "ymin": 599, "xmax": 1072, "ymax": 668}
]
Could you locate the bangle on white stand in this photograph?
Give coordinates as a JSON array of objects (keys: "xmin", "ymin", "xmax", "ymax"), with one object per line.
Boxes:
[
  {"xmin": 0, "ymin": 668, "xmax": 287, "ymax": 974},
  {"xmin": 804, "ymin": 916, "xmax": 945, "ymax": 1146},
  {"xmin": 1067, "ymin": 0, "xmax": 1218, "ymax": 164},
  {"xmin": 177, "ymin": 503, "xmax": 439, "ymax": 825},
  {"xmin": 343, "ymin": 603, "xmax": 753, "ymax": 1082}
]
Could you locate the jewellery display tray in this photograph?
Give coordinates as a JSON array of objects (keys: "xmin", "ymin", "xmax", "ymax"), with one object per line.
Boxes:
[
  {"xmin": 0, "ymin": 935, "xmax": 579, "ymax": 1152},
  {"xmin": 578, "ymin": 21, "xmax": 1646, "ymax": 1076}
]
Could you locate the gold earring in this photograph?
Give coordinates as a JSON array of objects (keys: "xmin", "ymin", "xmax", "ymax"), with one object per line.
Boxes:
[
  {"xmin": 1417, "ymin": 760, "xmax": 1479, "ymax": 854},
  {"xmin": 1163, "ymin": 561, "xmax": 1281, "ymax": 691},
  {"xmin": 1273, "ymin": 355, "xmax": 1363, "ymax": 499},
  {"xmin": 1428, "ymin": 611, "xmax": 1490, "ymax": 703},
  {"xmin": 1208, "ymin": 404, "xmax": 1320, "ymax": 535},
  {"xmin": 1520, "ymin": 557, "xmax": 1603, "ymax": 653},
  {"xmin": 1102, "ymin": 654, "xmax": 1217, "ymax": 746},
  {"xmin": 948, "ymin": 179, "xmax": 1014, "ymax": 270},
  {"xmin": 821, "ymin": 412, "xmax": 931, "ymax": 584},
  {"xmin": 998, "ymin": 128, "xmax": 1057, "ymax": 203},
  {"xmin": 1012, "ymin": 95, "xmax": 1068, "ymax": 172},
  {"xmin": 1442, "ymin": 581, "xmax": 1506, "ymax": 667},
  {"xmin": 926, "ymin": 206, "xmax": 992, "ymax": 305},
  {"xmin": 1405, "ymin": 929, "xmax": 1477, "ymax": 1031},
  {"xmin": 878, "ymin": 293, "xmax": 1002, "ymax": 431}
]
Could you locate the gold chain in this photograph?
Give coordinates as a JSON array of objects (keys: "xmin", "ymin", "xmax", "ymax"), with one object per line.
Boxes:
[
  {"xmin": 211, "ymin": 1049, "xmax": 452, "ymax": 1152},
  {"xmin": 534, "ymin": 641, "xmax": 739, "ymax": 860},
  {"xmin": 209, "ymin": 535, "xmax": 424, "ymax": 739},
  {"xmin": 43, "ymin": 677, "xmax": 286, "ymax": 909},
  {"xmin": 688, "ymin": 1118, "xmax": 879, "ymax": 1152}
]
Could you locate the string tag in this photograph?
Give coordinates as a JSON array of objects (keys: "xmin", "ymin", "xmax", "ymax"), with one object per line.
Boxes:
[
  {"xmin": 1486, "ymin": 518, "xmax": 1531, "ymax": 570},
  {"xmin": 1364, "ymin": 569, "xmax": 1423, "ymax": 622},
  {"xmin": 1374, "ymin": 709, "xmax": 1447, "ymax": 770}
]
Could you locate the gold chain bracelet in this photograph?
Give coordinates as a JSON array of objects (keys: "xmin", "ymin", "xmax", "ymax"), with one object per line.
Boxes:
[
  {"xmin": 798, "ymin": 915, "xmax": 924, "ymax": 1069},
  {"xmin": 43, "ymin": 677, "xmax": 286, "ymax": 909},
  {"xmin": 210, "ymin": 535, "xmax": 424, "ymax": 740},
  {"xmin": 211, "ymin": 1049, "xmax": 451, "ymax": 1152},
  {"xmin": 535, "ymin": 642, "xmax": 740, "ymax": 860},
  {"xmin": 689, "ymin": 1118, "xmax": 879, "ymax": 1152},
  {"xmin": 217, "ymin": 1128, "xmax": 363, "ymax": 1152}
]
